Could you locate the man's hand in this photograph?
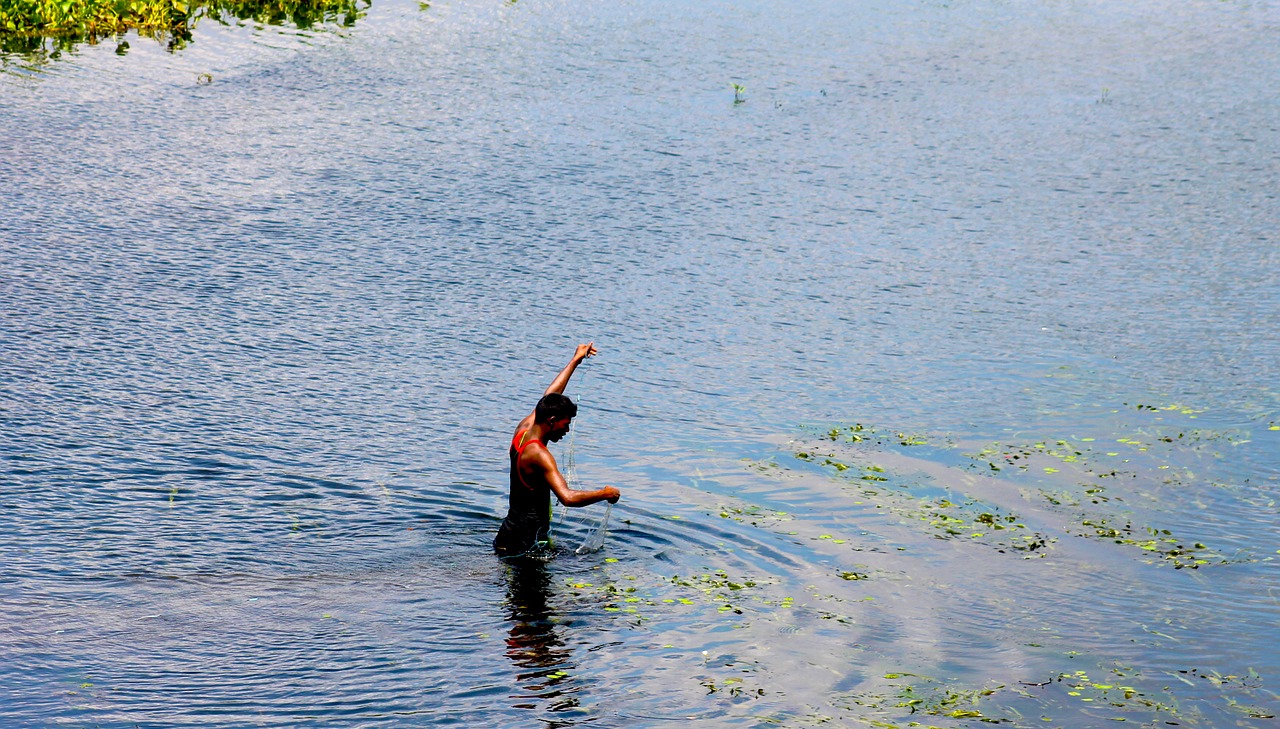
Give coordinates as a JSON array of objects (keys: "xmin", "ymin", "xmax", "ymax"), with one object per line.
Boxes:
[
  {"xmin": 602, "ymin": 486, "xmax": 621, "ymax": 504},
  {"xmin": 543, "ymin": 342, "xmax": 598, "ymax": 398}
]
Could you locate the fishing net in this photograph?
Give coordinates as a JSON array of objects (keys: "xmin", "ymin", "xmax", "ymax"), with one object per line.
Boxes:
[
  {"xmin": 575, "ymin": 501, "xmax": 612, "ymax": 555},
  {"xmin": 553, "ymin": 366, "xmax": 613, "ymax": 555}
]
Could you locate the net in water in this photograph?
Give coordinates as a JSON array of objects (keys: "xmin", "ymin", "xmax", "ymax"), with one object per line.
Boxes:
[{"xmin": 575, "ymin": 502, "xmax": 612, "ymax": 555}]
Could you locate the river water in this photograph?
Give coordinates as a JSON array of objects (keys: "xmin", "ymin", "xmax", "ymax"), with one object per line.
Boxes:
[{"xmin": 2, "ymin": 0, "xmax": 1278, "ymax": 726}]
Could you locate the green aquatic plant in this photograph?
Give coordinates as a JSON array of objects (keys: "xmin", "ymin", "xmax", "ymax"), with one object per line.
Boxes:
[
  {"xmin": 0, "ymin": 0, "xmax": 367, "ymax": 58},
  {"xmin": 564, "ymin": 563, "xmax": 790, "ymax": 630},
  {"xmin": 793, "ymin": 442, "xmax": 1054, "ymax": 557},
  {"xmin": 954, "ymin": 403, "xmax": 1261, "ymax": 569},
  {"xmin": 670, "ymin": 569, "xmax": 766, "ymax": 615},
  {"xmin": 923, "ymin": 498, "xmax": 1051, "ymax": 555},
  {"xmin": 790, "ymin": 405, "xmax": 1261, "ymax": 567},
  {"xmin": 1071, "ymin": 516, "xmax": 1224, "ymax": 569},
  {"xmin": 964, "ymin": 402, "xmax": 1241, "ymax": 480},
  {"xmin": 966, "ymin": 438, "xmax": 1093, "ymax": 474},
  {"xmin": 893, "ymin": 681, "xmax": 1002, "ymax": 719},
  {"xmin": 716, "ymin": 503, "xmax": 791, "ymax": 527},
  {"xmin": 830, "ymin": 661, "xmax": 1279, "ymax": 728},
  {"xmin": 962, "ymin": 424, "xmax": 1244, "ymax": 568},
  {"xmin": 836, "ymin": 674, "xmax": 1010, "ymax": 725},
  {"xmin": 820, "ymin": 422, "xmax": 941, "ymax": 448},
  {"xmin": 731, "ymin": 82, "xmax": 745, "ymax": 103},
  {"xmin": 565, "ymin": 574, "xmax": 655, "ymax": 622},
  {"xmin": 700, "ymin": 674, "xmax": 766, "ymax": 698}
]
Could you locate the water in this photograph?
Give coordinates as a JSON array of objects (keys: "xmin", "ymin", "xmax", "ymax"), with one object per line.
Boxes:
[{"xmin": 2, "ymin": 0, "xmax": 1278, "ymax": 725}]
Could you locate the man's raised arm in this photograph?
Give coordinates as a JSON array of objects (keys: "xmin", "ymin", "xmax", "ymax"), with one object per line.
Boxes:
[{"xmin": 543, "ymin": 342, "xmax": 597, "ymax": 397}]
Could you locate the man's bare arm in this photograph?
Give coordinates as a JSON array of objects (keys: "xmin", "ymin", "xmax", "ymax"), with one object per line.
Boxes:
[
  {"xmin": 528, "ymin": 447, "xmax": 619, "ymax": 506},
  {"xmin": 543, "ymin": 342, "xmax": 597, "ymax": 397},
  {"xmin": 517, "ymin": 343, "xmax": 597, "ymax": 430}
]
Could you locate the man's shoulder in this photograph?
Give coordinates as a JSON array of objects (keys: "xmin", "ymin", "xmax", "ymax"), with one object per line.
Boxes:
[{"xmin": 516, "ymin": 441, "xmax": 554, "ymax": 470}]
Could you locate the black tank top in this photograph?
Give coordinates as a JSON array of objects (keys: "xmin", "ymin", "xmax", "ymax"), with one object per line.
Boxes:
[{"xmin": 493, "ymin": 430, "xmax": 552, "ymax": 556}]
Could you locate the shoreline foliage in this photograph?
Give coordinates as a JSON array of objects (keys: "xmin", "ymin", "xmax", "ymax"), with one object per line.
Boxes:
[{"xmin": 0, "ymin": 0, "xmax": 367, "ymax": 58}]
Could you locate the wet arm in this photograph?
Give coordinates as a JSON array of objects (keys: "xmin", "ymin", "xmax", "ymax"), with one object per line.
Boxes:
[
  {"xmin": 551, "ymin": 478, "xmax": 620, "ymax": 508},
  {"xmin": 543, "ymin": 342, "xmax": 596, "ymax": 397},
  {"xmin": 534, "ymin": 450, "xmax": 619, "ymax": 506}
]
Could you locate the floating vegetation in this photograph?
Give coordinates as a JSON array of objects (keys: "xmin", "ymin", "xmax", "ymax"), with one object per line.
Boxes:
[
  {"xmin": 965, "ymin": 404, "xmax": 1249, "ymax": 484},
  {"xmin": 795, "ymin": 451, "xmax": 890, "ymax": 482},
  {"xmin": 0, "ymin": 0, "xmax": 368, "ymax": 59},
  {"xmin": 562, "ymin": 563, "xmax": 786, "ymax": 628},
  {"xmin": 817, "ymin": 422, "xmax": 944, "ymax": 449},
  {"xmin": 830, "ymin": 661, "xmax": 1278, "ymax": 728},
  {"xmin": 967, "ymin": 438, "xmax": 1095, "ymax": 474},
  {"xmin": 671, "ymin": 569, "xmax": 765, "ymax": 616},
  {"xmin": 837, "ymin": 674, "xmax": 1015, "ymax": 726},
  {"xmin": 559, "ymin": 559, "xmax": 876, "ymax": 670},
  {"xmin": 963, "ymin": 445, "xmax": 1240, "ymax": 567},
  {"xmin": 716, "ymin": 503, "xmax": 792, "ymax": 527},
  {"xmin": 701, "ymin": 674, "xmax": 766, "ymax": 697},
  {"xmin": 747, "ymin": 457, "xmax": 787, "ymax": 474},
  {"xmin": 672, "ymin": 397, "xmax": 1275, "ymax": 724},
  {"xmin": 1127, "ymin": 401, "xmax": 1204, "ymax": 415},
  {"xmin": 920, "ymin": 498, "xmax": 1050, "ymax": 555},
  {"xmin": 1071, "ymin": 517, "xmax": 1226, "ymax": 569},
  {"xmin": 792, "ymin": 440, "xmax": 1054, "ymax": 557},
  {"xmin": 699, "ymin": 656, "xmax": 768, "ymax": 699},
  {"xmin": 778, "ymin": 405, "xmax": 1268, "ymax": 574},
  {"xmin": 563, "ymin": 574, "xmax": 657, "ymax": 626},
  {"xmin": 967, "ymin": 429, "xmax": 1248, "ymax": 478},
  {"xmin": 946, "ymin": 403, "xmax": 1261, "ymax": 569}
]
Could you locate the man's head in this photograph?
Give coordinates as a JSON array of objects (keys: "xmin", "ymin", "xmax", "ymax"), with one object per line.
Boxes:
[{"xmin": 535, "ymin": 393, "xmax": 578, "ymax": 442}]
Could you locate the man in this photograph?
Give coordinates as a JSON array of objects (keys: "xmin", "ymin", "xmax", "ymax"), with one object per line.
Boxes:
[{"xmin": 494, "ymin": 342, "xmax": 621, "ymax": 558}]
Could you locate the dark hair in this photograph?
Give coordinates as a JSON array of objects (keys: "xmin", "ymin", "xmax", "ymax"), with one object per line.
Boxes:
[{"xmin": 535, "ymin": 393, "xmax": 578, "ymax": 423}]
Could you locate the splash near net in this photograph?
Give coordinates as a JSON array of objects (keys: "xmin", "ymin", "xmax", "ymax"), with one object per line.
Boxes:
[{"xmin": 575, "ymin": 501, "xmax": 612, "ymax": 555}]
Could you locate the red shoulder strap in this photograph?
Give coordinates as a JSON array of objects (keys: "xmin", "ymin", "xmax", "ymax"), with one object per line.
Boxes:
[
  {"xmin": 511, "ymin": 429, "xmax": 546, "ymax": 491},
  {"xmin": 512, "ymin": 429, "xmax": 541, "ymax": 454}
]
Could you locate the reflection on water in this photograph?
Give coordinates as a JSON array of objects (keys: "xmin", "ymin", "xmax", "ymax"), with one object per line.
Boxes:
[
  {"xmin": 1, "ymin": 0, "xmax": 1277, "ymax": 725},
  {"xmin": 502, "ymin": 562, "xmax": 576, "ymax": 716}
]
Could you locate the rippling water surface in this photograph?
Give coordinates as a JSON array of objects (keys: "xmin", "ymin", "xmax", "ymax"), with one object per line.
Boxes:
[{"xmin": 2, "ymin": 0, "xmax": 1278, "ymax": 726}]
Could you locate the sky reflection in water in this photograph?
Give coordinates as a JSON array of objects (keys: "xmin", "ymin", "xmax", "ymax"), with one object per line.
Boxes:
[{"xmin": 1, "ymin": 0, "xmax": 1278, "ymax": 725}]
